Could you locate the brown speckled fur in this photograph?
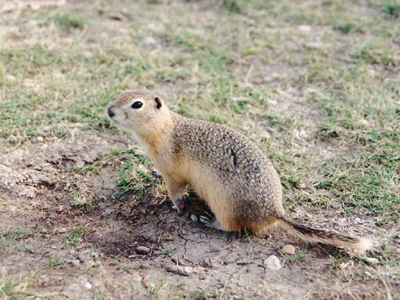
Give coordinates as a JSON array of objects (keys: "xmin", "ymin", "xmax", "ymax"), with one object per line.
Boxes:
[{"xmin": 108, "ymin": 89, "xmax": 373, "ymax": 253}]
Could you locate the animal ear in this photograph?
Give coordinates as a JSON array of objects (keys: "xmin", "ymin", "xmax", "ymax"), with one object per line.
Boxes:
[{"xmin": 155, "ymin": 97, "xmax": 162, "ymax": 109}]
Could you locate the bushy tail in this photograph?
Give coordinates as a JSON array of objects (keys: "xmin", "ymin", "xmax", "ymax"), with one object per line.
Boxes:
[{"xmin": 278, "ymin": 217, "xmax": 374, "ymax": 253}]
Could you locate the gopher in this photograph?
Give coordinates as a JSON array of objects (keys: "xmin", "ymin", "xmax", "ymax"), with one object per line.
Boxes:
[{"xmin": 108, "ymin": 89, "xmax": 373, "ymax": 253}]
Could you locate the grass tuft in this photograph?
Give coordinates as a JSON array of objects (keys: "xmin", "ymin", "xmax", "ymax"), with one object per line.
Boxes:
[
  {"xmin": 65, "ymin": 226, "xmax": 87, "ymax": 247},
  {"xmin": 112, "ymin": 147, "xmax": 162, "ymax": 199},
  {"xmin": 334, "ymin": 23, "xmax": 364, "ymax": 34},
  {"xmin": 383, "ymin": 1, "xmax": 400, "ymax": 18},
  {"xmin": 221, "ymin": 0, "xmax": 244, "ymax": 13},
  {"xmin": 68, "ymin": 191, "xmax": 93, "ymax": 211},
  {"xmin": 53, "ymin": 13, "xmax": 88, "ymax": 31}
]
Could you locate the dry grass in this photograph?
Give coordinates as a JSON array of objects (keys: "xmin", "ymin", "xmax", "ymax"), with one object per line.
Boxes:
[{"xmin": 0, "ymin": 0, "xmax": 399, "ymax": 298}]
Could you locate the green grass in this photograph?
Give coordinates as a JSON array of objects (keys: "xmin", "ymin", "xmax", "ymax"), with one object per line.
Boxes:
[
  {"xmin": 383, "ymin": 1, "xmax": 400, "ymax": 18},
  {"xmin": 111, "ymin": 147, "xmax": 162, "ymax": 199},
  {"xmin": 1, "ymin": 230, "xmax": 35, "ymax": 241},
  {"xmin": 0, "ymin": 229, "xmax": 36, "ymax": 255},
  {"xmin": 0, "ymin": 0, "xmax": 398, "ymax": 225},
  {"xmin": 0, "ymin": 0, "xmax": 398, "ymax": 227},
  {"xmin": 53, "ymin": 13, "xmax": 88, "ymax": 31},
  {"xmin": 69, "ymin": 191, "xmax": 93, "ymax": 211},
  {"xmin": 1, "ymin": 0, "xmax": 399, "ymax": 297},
  {"xmin": 64, "ymin": 226, "xmax": 87, "ymax": 247},
  {"xmin": 0, "ymin": 276, "xmax": 38, "ymax": 300}
]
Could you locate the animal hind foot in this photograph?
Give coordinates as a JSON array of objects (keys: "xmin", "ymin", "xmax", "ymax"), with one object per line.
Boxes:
[
  {"xmin": 199, "ymin": 212, "xmax": 226, "ymax": 231},
  {"xmin": 151, "ymin": 170, "xmax": 162, "ymax": 178}
]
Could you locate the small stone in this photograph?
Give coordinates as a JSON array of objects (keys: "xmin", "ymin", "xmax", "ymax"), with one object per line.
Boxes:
[
  {"xmin": 29, "ymin": 3, "xmax": 40, "ymax": 10},
  {"xmin": 84, "ymin": 282, "xmax": 92, "ymax": 290},
  {"xmin": 298, "ymin": 25, "xmax": 312, "ymax": 32},
  {"xmin": 147, "ymin": 22, "xmax": 165, "ymax": 33},
  {"xmin": 281, "ymin": 245, "xmax": 295, "ymax": 255},
  {"xmin": 264, "ymin": 255, "xmax": 282, "ymax": 271},
  {"xmin": 166, "ymin": 265, "xmax": 194, "ymax": 276},
  {"xmin": 305, "ymin": 42, "xmax": 324, "ymax": 49},
  {"xmin": 77, "ymin": 253, "xmax": 85, "ymax": 262},
  {"xmin": 358, "ymin": 119, "xmax": 372, "ymax": 127},
  {"xmin": 70, "ymin": 259, "xmax": 80, "ymax": 266},
  {"xmin": 136, "ymin": 246, "xmax": 151, "ymax": 255},
  {"xmin": 6, "ymin": 75, "xmax": 16, "ymax": 82},
  {"xmin": 191, "ymin": 215, "xmax": 198, "ymax": 222},
  {"xmin": 145, "ymin": 37, "xmax": 157, "ymax": 45},
  {"xmin": 58, "ymin": 228, "xmax": 67, "ymax": 234}
]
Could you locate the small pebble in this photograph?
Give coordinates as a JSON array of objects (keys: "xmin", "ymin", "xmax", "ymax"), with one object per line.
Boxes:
[
  {"xmin": 6, "ymin": 74, "xmax": 16, "ymax": 82},
  {"xmin": 84, "ymin": 282, "xmax": 92, "ymax": 290},
  {"xmin": 305, "ymin": 42, "xmax": 324, "ymax": 49},
  {"xmin": 70, "ymin": 259, "xmax": 80, "ymax": 266},
  {"xmin": 191, "ymin": 215, "xmax": 198, "ymax": 222},
  {"xmin": 358, "ymin": 119, "xmax": 372, "ymax": 127},
  {"xmin": 37, "ymin": 136, "xmax": 44, "ymax": 142},
  {"xmin": 281, "ymin": 244, "xmax": 295, "ymax": 255},
  {"xmin": 298, "ymin": 25, "xmax": 311, "ymax": 32},
  {"xmin": 58, "ymin": 228, "xmax": 67, "ymax": 234},
  {"xmin": 264, "ymin": 255, "xmax": 282, "ymax": 271},
  {"xmin": 136, "ymin": 246, "xmax": 151, "ymax": 255},
  {"xmin": 77, "ymin": 254, "xmax": 85, "ymax": 262}
]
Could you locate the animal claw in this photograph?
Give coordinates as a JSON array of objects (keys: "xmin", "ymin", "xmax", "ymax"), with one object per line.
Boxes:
[
  {"xmin": 172, "ymin": 198, "xmax": 185, "ymax": 215},
  {"xmin": 199, "ymin": 212, "xmax": 216, "ymax": 228}
]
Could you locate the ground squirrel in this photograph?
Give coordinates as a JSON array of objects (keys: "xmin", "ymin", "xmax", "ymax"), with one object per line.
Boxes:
[{"xmin": 108, "ymin": 89, "xmax": 373, "ymax": 253}]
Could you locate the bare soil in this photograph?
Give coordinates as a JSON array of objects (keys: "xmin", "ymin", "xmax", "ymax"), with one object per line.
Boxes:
[
  {"xmin": 0, "ymin": 133, "xmax": 394, "ymax": 299},
  {"xmin": 1, "ymin": 0, "xmax": 399, "ymax": 298}
]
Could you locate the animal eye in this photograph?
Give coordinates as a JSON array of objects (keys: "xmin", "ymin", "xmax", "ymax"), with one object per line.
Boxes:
[{"xmin": 131, "ymin": 101, "xmax": 143, "ymax": 109}]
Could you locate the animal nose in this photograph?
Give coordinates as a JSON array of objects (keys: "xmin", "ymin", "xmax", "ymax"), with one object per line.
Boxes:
[{"xmin": 108, "ymin": 106, "xmax": 115, "ymax": 118}]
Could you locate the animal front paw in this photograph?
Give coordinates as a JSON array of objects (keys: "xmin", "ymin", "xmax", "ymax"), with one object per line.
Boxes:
[{"xmin": 172, "ymin": 197, "xmax": 185, "ymax": 215}]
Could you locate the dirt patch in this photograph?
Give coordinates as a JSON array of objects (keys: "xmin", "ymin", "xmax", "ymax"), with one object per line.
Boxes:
[{"xmin": 0, "ymin": 132, "xmax": 395, "ymax": 299}]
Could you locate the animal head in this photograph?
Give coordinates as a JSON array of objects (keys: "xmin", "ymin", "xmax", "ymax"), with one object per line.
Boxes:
[{"xmin": 108, "ymin": 89, "xmax": 170, "ymax": 138}]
